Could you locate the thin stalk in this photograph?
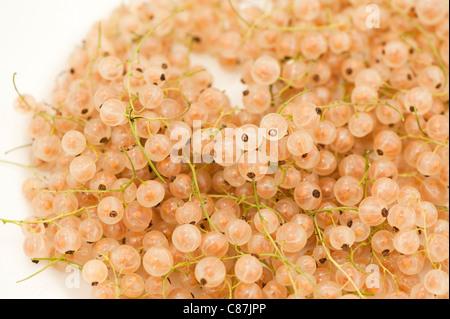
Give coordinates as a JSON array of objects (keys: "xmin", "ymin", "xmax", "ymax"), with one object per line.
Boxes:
[
  {"xmin": 0, "ymin": 159, "xmax": 45, "ymax": 179},
  {"xmin": 127, "ymin": 114, "xmax": 166, "ymax": 183},
  {"xmin": 4, "ymin": 143, "xmax": 33, "ymax": 155},
  {"xmin": 412, "ymin": 106, "xmax": 427, "ymax": 136},
  {"xmin": 17, "ymin": 255, "xmax": 80, "ymax": 283},
  {"xmin": 187, "ymin": 160, "xmax": 219, "ymax": 232},
  {"xmin": 277, "ymin": 89, "xmax": 315, "ymax": 115},
  {"xmin": 12, "ymin": 73, "xmax": 32, "ymax": 111}
]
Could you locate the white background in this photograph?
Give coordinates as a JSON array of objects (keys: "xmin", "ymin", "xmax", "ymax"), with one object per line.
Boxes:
[{"xmin": 0, "ymin": 0, "xmax": 248, "ymax": 298}]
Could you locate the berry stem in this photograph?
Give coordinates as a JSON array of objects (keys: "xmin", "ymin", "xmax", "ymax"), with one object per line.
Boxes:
[
  {"xmin": 371, "ymin": 249, "xmax": 402, "ymax": 292},
  {"xmin": 32, "ymin": 257, "xmax": 82, "ymax": 270},
  {"xmin": 127, "ymin": 111, "xmax": 166, "ymax": 183},
  {"xmin": 277, "ymin": 61, "xmax": 315, "ymax": 101},
  {"xmin": 307, "ymin": 207, "xmax": 358, "ymax": 216},
  {"xmin": 80, "ymin": 23, "xmax": 102, "ymax": 88},
  {"xmin": 99, "ymin": 253, "xmax": 121, "ymax": 299},
  {"xmin": 4, "ymin": 143, "xmax": 33, "ymax": 155},
  {"xmin": 38, "ymin": 111, "xmax": 87, "ymax": 128},
  {"xmin": 17, "ymin": 255, "xmax": 79, "ymax": 283},
  {"xmin": 252, "ymin": 180, "xmax": 321, "ymax": 298},
  {"xmin": 347, "ymin": 241, "xmax": 371, "ymax": 275},
  {"xmin": 166, "ymin": 68, "xmax": 207, "ymax": 85},
  {"xmin": 357, "ymin": 150, "xmax": 371, "ymax": 198},
  {"xmin": 412, "ymin": 105, "xmax": 427, "ymax": 137},
  {"xmin": 415, "ymin": 200, "xmax": 439, "ymax": 269},
  {"xmin": 0, "ymin": 205, "xmax": 96, "ymax": 228},
  {"xmin": 125, "ymin": 10, "xmax": 182, "ymax": 114},
  {"xmin": 401, "ymin": 135, "xmax": 449, "ymax": 149},
  {"xmin": 399, "ymin": 33, "xmax": 424, "ymax": 54},
  {"xmin": 313, "ymin": 215, "xmax": 366, "ymax": 298},
  {"xmin": 277, "ymin": 89, "xmax": 315, "ymax": 115},
  {"xmin": 12, "ymin": 73, "xmax": 32, "ymax": 111},
  {"xmin": 227, "ymin": 0, "xmax": 251, "ymax": 28},
  {"xmin": 0, "ymin": 159, "xmax": 46, "ymax": 180},
  {"xmin": 186, "ymin": 159, "xmax": 219, "ymax": 233}
]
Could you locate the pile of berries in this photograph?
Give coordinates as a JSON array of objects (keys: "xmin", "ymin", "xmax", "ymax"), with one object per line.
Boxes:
[{"xmin": 4, "ymin": 0, "xmax": 449, "ymax": 299}]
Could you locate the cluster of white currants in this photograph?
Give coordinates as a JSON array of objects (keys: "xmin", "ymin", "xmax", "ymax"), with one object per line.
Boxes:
[{"xmin": 5, "ymin": 0, "xmax": 450, "ymax": 299}]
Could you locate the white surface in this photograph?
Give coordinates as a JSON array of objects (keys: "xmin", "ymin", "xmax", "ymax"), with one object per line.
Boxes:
[{"xmin": 0, "ymin": 0, "xmax": 247, "ymax": 299}]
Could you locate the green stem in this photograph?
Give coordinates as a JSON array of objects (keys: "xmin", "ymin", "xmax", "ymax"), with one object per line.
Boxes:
[
  {"xmin": 17, "ymin": 255, "xmax": 73, "ymax": 283},
  {"xmin": 4, "ymin": 143, "xmax": 33, "ymax": 155},
  {"xmin": 358, "ymin": 150, "xmax": 371, "ymax": 198},
  {"xmin": 277, "ymin": 62, "xmax": 315, "ymax": 100},
  {"xmin": 187, "ymin": 160, "xmax": 219, "ymax": 232},
  {"xmin": 307, "ymin": 207, "xmax": 358, "ymax": 216},
  {"xmin": 277, "ymin": 89, "xmax": 315, "ymax": 115},
  {"xmin": 314, "ymin": 215, "xmax": 366, "ymax": 299},
  {"xmin": 0, "ymin": 159, "xmax": 45, "ymax": 179},
  {"xmin": 1, "ymin": 205, "xmax": 96, "ymax": 227},
  {"xmin": 166, "ymin": 68, "xmax": 207, "ymax": 85},
  {"xmin": 32, "ymin": 257, "xmax": 82, "ymax": 270},
  {"xmin": 401, "ymin": 135, "xmax": 448, "ymax": 149},
  {"xmin": 412, "ymin": 106, "xmax": 427, "ymax": 137},
  {"xmin": 269, "ymin": 21, "xmax": 345, "ymax": 32},
  {"xmin": 80, "ymin": 23, "xmax": 102, "ymax": 87},
  {"xmin": 252, "ymin": 180, "xmax": 321, "ymax": 297},
  {"xmin": 127, "ymin": 114, "xmax": 166, "ymax": 183},
  {"xmin": 12, "ymin": 73, "xmax": 32, "ymax": 111},
  {"xmin": 227, "ymin": 0, "xmax": 251, "ymax": 27}
]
